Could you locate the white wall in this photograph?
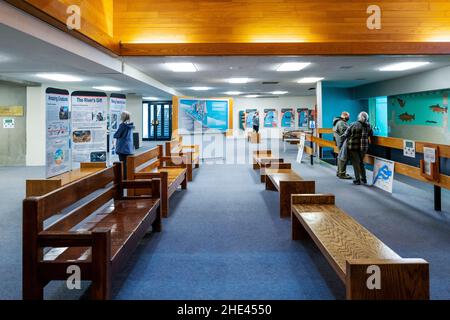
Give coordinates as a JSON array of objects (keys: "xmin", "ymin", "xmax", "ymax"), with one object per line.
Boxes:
[
  {"xmin": 26, "ymin": 86, "xmax": 46, "ymax": 166},
  {"xmin": 233, "ymin": 96, "xmax": 316, "ymax": 138}
]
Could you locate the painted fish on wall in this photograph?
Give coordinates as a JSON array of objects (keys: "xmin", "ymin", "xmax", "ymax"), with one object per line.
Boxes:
[
  {"xmin": 398, "ymin": 112, "xmax": 415, "ymax": 122},
  {"xmin": 429, "ymin": 104, "xmax": 448, "ymax": 113},
  {"xmin": 397, "ymin": 98, "xmax": 406, "ymax": 108}
]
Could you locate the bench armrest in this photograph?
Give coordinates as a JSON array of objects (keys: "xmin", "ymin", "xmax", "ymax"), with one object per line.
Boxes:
[
  {"xmin": 159, "ymin": 156, "xmax": 188, "ymax": 167},
  {"xmin": 37, "ymin": 230, "xmax": 110, "ymax": 247}
]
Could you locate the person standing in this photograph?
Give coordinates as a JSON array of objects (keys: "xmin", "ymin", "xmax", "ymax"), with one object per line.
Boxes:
[
  {"xmin": 342, "ymin": 111, "xmax": 373, "ymax": 185},
  {"xmin": 252, "ymin": 112, "xmax": 260, "ymax": 133},
  {"xmin": 333, "ymin": 111, "xmax": 352, "ymax": 179},
  {"xmin": 114, "ymin": 111, "xmax": 135, "ymax": 179}
]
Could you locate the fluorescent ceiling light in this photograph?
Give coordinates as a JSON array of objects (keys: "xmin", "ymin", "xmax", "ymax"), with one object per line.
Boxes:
[
  {"xmin": 277, "ymin": 62, "xmax": 310, "ymax": 72},
  {"xmin": 93, "ymin": 86, "xmax": 122, "ymax": 91},
  {"xmin": 36, "ymin": 73, "xmax": 82, "ymax": 82},
  {"xmin": 165, "ymin": 62, "xmax": 197, "ymax": 72},
  {"xmin": 271, "ymin": 91, "xmax": 288, "ymax": 95},
  {"xmin": 190, "ymin": 86, "xmax": 210, "ymax": 91},
  {"xmin": 228, "ymin": 78, "xmax": 249, "ymax": 84},
  {"xmin": 225, "ymin": 91, "xmax": 242, "ymax": 95},
  {"xmin": 379, "ymin": 62, "xmax": 430, "ymax": 71},
  {"xmin": 143, "ymin": 97, "xmax": 160, "ymax": 100},
  {"xmin": 297, "ymin": 77, "xmax": 324, "ymax": 84},
  {"xmin": 245, "ymin": 94, "xmax": 260, "ymax": 98}
]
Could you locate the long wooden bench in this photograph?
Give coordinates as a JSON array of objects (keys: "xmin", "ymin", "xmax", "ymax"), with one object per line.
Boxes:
[
  {"xmin": 165, "ymin": 135, "xmax": 200, "ymax": 181},
  {"xmin": 291, "ymin": 194, "xmax": 429, "ymax": 300},
  {"xmin": 23, "ymin": 162, "xmax": 161, "ymax": 300},
  {"xmin": 259, "ymin": 162, "xmax": 292, "ymax": 183},
  {"xmin": 26, "ymin": 162, "xmax": 107, "ymax": 197},
  {"xmin": 252, "ymin": 150, "xmax": 284, "ymax": 170},
  {"xmin": 127, "ymin": 145, "xmax": 187, "ymax": 218},
  {"xmin": 265, "ymin": 170, "xmax": 315, "ymax": 218}
]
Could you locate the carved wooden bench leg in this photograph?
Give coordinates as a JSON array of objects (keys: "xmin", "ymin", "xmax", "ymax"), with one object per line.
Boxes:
[
  {"xmin": 346, "ymin": 259, "xmax": 429, "ymax": 300},
  {"xmin": 181, "ymin": 173, "xmax": 187, "ymax": 190},
  {"xmin": 152, "ymin": 206, "xmax": 162, "ymax": 232},
  {"xmin": 279, "ymin": 181, "xmax": 315, "ymax": 218},
  {"xmin": 91, "ymin": 229, "xmax": 111, "ymax": 300},
  {"xmin": 187, "ymin": 163, "xmax": 193, "ymax": 181}
]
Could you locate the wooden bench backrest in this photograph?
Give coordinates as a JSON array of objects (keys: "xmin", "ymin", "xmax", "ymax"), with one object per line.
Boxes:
[
  {"xmin": 24, "ymin": 164, "xmax": 121, "ymax": 233},
  {"xmin": 166, "ymin": 135, "xmax": 183, "ymax": 155},
  {"xmin": 127, "ymin": 146, "xmax": 162, "ymax": 179}
]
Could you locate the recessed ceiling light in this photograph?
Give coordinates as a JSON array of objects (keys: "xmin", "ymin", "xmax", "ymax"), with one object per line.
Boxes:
[
  {"xmin": 379, "ymin": 62, "xmax": 430, "ymax": 71},
  {"xmin": 93, "ymin": 86, "xmax": 122, "ymax": 91},
  {"xmin": 245, "ymin": 94, "xmax": 260, "ymax": 98},
  {"xmin": 271, "ymin": 91, "xmax": 288, "ymax": 95},
  {"xmin": 165, "ymin": 62, "xmax": 197, "ymax": 72},
  {"xmin": 228, "ymin": 78, "xmax": 249, "ymax": 84},
  {"xmin": 190, "ymin": 87, "xmax": 210, "ymax": 91},
  {"xmin": 225, "ymin": 91, "xmax": 242, "ymax": 95},
  {"xmin": 277, "ymin": 62, "xmax": 311, "ymax": 72},
  {"xmin": 297, "ymin": 77, "xmax": 324, "ymax": 84},
  {"xmin": 36, "ymin": 73, "xmax": 83, "ymax": 82},
  {"xmin": 143, "ymin": 96, "xmax": 160, "ymax": 100}
]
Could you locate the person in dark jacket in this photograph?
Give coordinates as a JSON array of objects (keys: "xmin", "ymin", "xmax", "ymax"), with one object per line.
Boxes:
[
  {"xmin": 332, "ymin": 111, "xmax": 351, "ymax": 179},
  {"xmin": 341, "ymin": 111, "xmax": 373, "ymax": 185},
  {"xmin": 252, "ymin": 112, "xmax": 260, "ymax": 133},
  {"xmin": 114, "ymin": 111, "xmax": 135, "ymax": 179}
]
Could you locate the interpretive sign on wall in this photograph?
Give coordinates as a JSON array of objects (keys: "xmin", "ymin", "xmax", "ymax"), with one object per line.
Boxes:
[
  {"xmin": 264, "ymin": 109, "xmax": 278, "ymax": 128},
  {"xmin": 403, "ymin": 139, "xmax": 416, "ymax": 158},
  {"xmin": 0, "ymin": 106, "xmax": 24, "ymax": 117},
  {"xmin": 45, "ymin": 88, "xmax": 71, "ymax": 178},
  {"xmin": 372, "ymin": 157, "xmax": 395, "ymax": 193},
  {"xmin": 109, "ymin": 93, "xmax": 126, "ymax": 163},
  {"xmin": 71, "ymin": 91, "xmax": 108, "ymax": 164},
  {"xmin": 281, "ymin": 108, "xmax": 294, "ymax": 128},
  {"xmin": 179, "ymin": 98, "xmax": 229, "ymax": 133}
]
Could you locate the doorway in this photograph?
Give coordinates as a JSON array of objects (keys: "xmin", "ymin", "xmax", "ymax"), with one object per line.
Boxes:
[{"xmin": 143, "ymin": 101, "xmax": 172, "ymax": 141}]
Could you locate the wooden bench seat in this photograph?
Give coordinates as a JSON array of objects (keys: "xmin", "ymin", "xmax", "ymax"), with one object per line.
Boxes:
[
  {"xmin": 247, "ymin": 132, "xmax": 260, "ymax": 144},
  {"xmin": 23, "ymin": 163, "xmax": 161, "ymax": 300},
  {"xmin": 259, "ymin": 163, "xmax": 292, "ymax": 183},
  {"xmin": 252, "ymin": 150, "xmax": 284, "ymax": 169},
  {"xmin": 128, "ymin": 145, "xmax": 188, "ymax": 218},
  {"xmin": 291, "ymin": 194, "xmax": 429, "ymax": 300},
  {"xmin": 266, "ymin": 171, "xmax": 315, "ymax": 218},
  {"xmin": 26, "ymin": 162, "xmax": 107, "ymax": 197},
  {"xmin": 165, "ymin": 135, "xmax": 200, "ymax": 181}
]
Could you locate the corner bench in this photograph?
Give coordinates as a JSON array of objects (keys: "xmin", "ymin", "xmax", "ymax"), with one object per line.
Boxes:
[
  {"xmin": 127, "ymin": 145, "xmax": 187, "ymax": 218},
  {"xmin": 291, "ymin": 194, "xmax": 429, "ymax": 300},
  {"xmin": 266, "ymin": 171, "xmax": 315, "ymax": 218},
  {"xmin": 23, "ymin": 162, "xmax": 161, "ymax": 300},
  {"xmin": 165, "ymin": 135, "xmax": 200, "ymax": 181},
  {"xmin": 252, "ymin": 150, "xmax": 284, "ymax": 170}
]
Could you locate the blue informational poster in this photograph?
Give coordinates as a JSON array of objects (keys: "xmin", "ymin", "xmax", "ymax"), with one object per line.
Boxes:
[
  {"xmin": 179, "ymin": 99, "xmax": 229, "ymax": 132},
  {"xmin": 281, "ymin": 108, "xmax": 294, "ymax": 127},
  {"xmin": 264, "ymin": 109, "xmax": 278, "ymax": 128},
  {"xmin": 245, "ymin": 109, "xmax": 257, "ymax": 129},
  {"xmin": 297, "ymin": 108, "xmax": 310, "ymax": 129}
]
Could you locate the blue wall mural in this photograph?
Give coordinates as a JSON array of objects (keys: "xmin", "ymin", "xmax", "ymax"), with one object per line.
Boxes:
[{"xmin": 179, "ymin": 99, "xmax": 229, "ymax": 132}]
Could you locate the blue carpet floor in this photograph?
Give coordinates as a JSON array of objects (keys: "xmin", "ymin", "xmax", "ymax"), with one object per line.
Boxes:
[{"xmin": 0, "ymin": 141, "xmax": 449, "ymax": 299}]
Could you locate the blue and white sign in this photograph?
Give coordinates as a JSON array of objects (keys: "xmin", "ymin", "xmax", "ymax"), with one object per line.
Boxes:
[{"xmin": 372, "ymin": 157, "xmax": 395, "ymax": 193}]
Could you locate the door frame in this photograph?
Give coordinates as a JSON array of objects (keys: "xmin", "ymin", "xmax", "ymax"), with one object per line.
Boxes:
[{"xmin": 142, "ymin": 100, "xmax": 173, "ymax": 141}]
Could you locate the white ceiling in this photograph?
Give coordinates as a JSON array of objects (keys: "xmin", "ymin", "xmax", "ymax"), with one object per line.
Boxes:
[{"xmin": 125, "ymin": 55, "xmax": 450, "ymax": 98}]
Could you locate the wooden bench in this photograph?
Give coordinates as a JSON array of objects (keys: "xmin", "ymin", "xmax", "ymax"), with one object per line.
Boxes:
[
  {"xmin": 165, "ymin": 135, "xmax": 200, "ymax": 181},
  {"xmin": 259, "ymin": 162, "xmax": 292, "ymax": 183},
  {"xmin": 127, "ymin": 145, "xmax": 187, "ymax": 218},
  {"xmin": 252, "ymin": 150, "xmax": 284, "ymax": 170},
  {"xmin": 265, "ymin": 171, "xmax": 315, "ymax": 218},
  {"xmin": 247, "ymin": 132, "xmax": 260, "ymax": 144},
  {"xmin": 26, "ymin": 162, "xmax": 107, "ymax": 197},
  {"xmin": 23, "ymin": 162, "xmax": 161, "ymax": 300},
  {"xmin": 291, "ymin": 194, "xmax": 430, "ymax": 300}
]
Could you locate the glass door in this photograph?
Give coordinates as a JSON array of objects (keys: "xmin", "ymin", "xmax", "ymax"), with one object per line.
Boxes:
[{"xmin": 143, "ymin": 101, "xmax": 172, "ymax": 141}]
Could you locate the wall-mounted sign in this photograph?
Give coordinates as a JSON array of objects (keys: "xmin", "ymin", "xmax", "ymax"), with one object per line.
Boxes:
[
  {"xmin": 2, "ymin": 118, "xmax": 15, "ymax": 129},
  {"xmin": 403, "ymin": 139, "xmax": 416, "ymax": 158},
  {"xmin": 109, "ymin": 93, "xmax": 126, "ymax": 163},
  {"xmin": 296, "ymin": 133, "xmax": 306, "ymax": 163},
  {"xmin": 423, "ymin": 147, "xmax": 436, "ymax": 176},
  {"xmin": 0, "ymin": 105, "xmax": 24, "ymax": 117}
]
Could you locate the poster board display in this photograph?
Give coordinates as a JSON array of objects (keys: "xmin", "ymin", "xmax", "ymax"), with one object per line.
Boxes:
[
  {"xmin": 45, "ymin": 88, "xmax": 71, "ymax": 178},
  {"xmin": 372, "ymin": 157, "xmax": 395, "ymax": 193},
  {"xmin": 296, "ymin": 133, "xmax": 306, "ymax": 163},
  {"xmin": 297, "ymin": 108, "xmax": 310, "ymax": 129},
  {"xmin": 71, "ymin": 91, "xmax": 108, "ymax": 164},
  {"xmin": 109, "ymin": 93, "xmax": 126, "ymax": 163},
  {"xmin": 264, "ymin": 109, "xmax": 278, "ymax": 128},
  {"xmin": 245, "ymin": 109, "xmax": 257, "ymax": 129},
  {"xmin": 179, "ymin": 98, "xmax": 229, "ymax": 132},
  {"xmin": 281, "ymin": 108, "xmax": 294, "ymax": 128}
]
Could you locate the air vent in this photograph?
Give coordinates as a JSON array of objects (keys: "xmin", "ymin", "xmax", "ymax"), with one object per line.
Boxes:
[
  {"xmin": 262, "ymin": 81, "xmax": 279, "ymax": 85},
  {"xmin": 340, "ymin": 66, "xmax": 353, "ymax": 69},
  {"xmin": 308, "ymin": 87, "xmax": 316, "ymax": 91}
]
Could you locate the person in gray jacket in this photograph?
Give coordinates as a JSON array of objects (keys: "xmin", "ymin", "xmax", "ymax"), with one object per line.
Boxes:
[{"xmin": 333, "ymin": 111, "xmax": 352, "ymax": 179}]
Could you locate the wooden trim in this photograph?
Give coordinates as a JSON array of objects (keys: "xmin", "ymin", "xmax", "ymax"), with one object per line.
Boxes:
[{"xmin": 120, "ymin": 42, "xmax": 450, "ymax": 56}]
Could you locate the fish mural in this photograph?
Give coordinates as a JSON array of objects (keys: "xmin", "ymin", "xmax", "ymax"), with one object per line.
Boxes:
[
  {"xmin": 426, "ymin": 120, "xmax": 437, "ymax": 124},
  {"xmin": 397, "ymin": 98, "xmax": 406, "ymax": 108},
  {"xmin": 429, "ymin": 104, "xmax": 448, "ymax": 113},
  {"xmin": 398, "ymin": 112, "xmax": 415, "ymax": 122}
]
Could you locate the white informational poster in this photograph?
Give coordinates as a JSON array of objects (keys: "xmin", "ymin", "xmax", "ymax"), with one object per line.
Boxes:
[
  {"xmin": 372, "ymin": 157, "xmax": 395, "ymax": 193},
  {"xmin": 403, "ymin": 139, "xmax": 416, "ymax": 158},
  {"xmin": 109, "ymin": 94, "xmax": 126, "ymax": 164},
  {"xmin": 71, "ymin": 91, "xmax": 108, "ymax": 165},
  {"xmin": 45, "ymin": 88, "xmax": 71, "ymax": 178},
  {"xmin": 296, "ymin": 133, "xmax": 306, "ymax": 163},
  {"xmin": 423, "ymin": 147, "xmax": 436, "ymax": 175}
]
